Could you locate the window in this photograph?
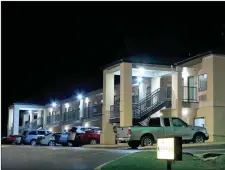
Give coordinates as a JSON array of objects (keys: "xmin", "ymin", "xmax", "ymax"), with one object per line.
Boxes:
[
  {"xmin": 198, "ymin": 74, "xmax": 207, "ymax": 91},
  {"xmin": 38, "ymin": 131, "xmax": 46, "ymax": 135},
  {"xmin": 164, "ymin": 118, "xmax": 170, "ymax": 127},
  {"xmin": 172, "ymin": 118, "xmax": 187, "ymax": 127},
  {"xmin": 28, "ymin": 131, "xmax": 37, "ymax": 135},
  {"xmin": 149, "ymin": 118, "xmax": 161, "ymax": 127}
]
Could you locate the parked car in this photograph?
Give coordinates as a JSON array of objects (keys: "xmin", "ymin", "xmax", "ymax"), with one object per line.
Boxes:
[
  {"xmin": 57, "ymin": 132, "xmax": 69, "ymax": 146},
  {"xmin": 116, "ymin": 116, "xmax": 209, "ymax": 149},
  {"xmin": 79, "ymin": 129, "xmax": 101, "ymax": 145},
  {"xmin": 2, "ymin": 135, "xmax": 23, "ymax": 145},
  {"xmin": 22, "ymin": 130, "xmax": 52, "ymax": 146},
  {"xmin": 36, "ymin": 132, "xmax": 61, "ymax": 146},
  {"xmin": 2, "ymin": 130, "xmax": 28, "ymax": 145},
  {"xmin": 67, "ymin": 126, "xmax": 100, "ymax": 146}
]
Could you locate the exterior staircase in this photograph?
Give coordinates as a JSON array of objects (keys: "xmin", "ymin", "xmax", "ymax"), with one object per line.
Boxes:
[
  {"xmin": 109, "ymin": 87, "xmax": 172, "ymax": 125},
  {"xmin": 19, "ymin": 117, "xmax": 43, "ymax": 134}
]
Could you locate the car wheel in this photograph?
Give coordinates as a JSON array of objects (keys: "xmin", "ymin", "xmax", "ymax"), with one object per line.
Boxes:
[
  {"xmin": 193, "ymin": 134, "xmax": 205, "ymax": 143},
  {"xmin": 141, "ymin": 135, "xmax": 154, "ymax": 147},
  {"xmin": 90, "ymin": 139, "xmax": 97, "ymax": 145},
  {"xmin": 31, "ymin": 140, "xmax": 37, "ymax": 146},
  {"xmin": 12, "ymin": 141, "xmax": 17, "ymax": 145},
  {"xmin": 68, "ymin": 142, "xmax": 73, "ymax": 147},
  {"xmin": 48, "ymin": 140, "xmax": 55, "ymax": 146},
  {"xmin": 128, "ymin": 141, "xmax": 139, "ymax": 149}
]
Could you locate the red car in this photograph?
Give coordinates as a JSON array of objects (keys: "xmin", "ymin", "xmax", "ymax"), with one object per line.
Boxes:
[
  {"xmin": 2, "ymin": 135, "xmax": 23, "ymax": 145},
  {"xmin": 79, "ymin": 129, "xmax": 101, "ymax": 145}
]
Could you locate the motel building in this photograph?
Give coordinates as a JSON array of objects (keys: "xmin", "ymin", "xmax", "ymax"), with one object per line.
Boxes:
[{"xmin": 7, "ymin": 51, "xmax": 225, "ymax": 143}]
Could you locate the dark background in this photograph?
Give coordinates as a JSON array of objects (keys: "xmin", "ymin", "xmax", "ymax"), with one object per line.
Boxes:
[{"xmin": 2, "ymin": 1, "xmax": 225, "ymax": 136}]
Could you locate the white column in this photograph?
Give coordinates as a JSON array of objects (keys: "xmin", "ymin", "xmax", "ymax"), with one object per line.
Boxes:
[
  {"xmin": 12, "ymin": 105, "xmax": 20, "ymax": 135},
  {"xmin": 100, "ymin": 70, "xmax": 115, "ymax": 144},
  {"xmin": 37, "ymin": 110, "xmax": 42, "ymax": 126},
  {"xmin": 43, "ymin": 108, "xmax": 48, "ymax": 129},
  {"xmin": 79, "ymin": 99, "xmax": 84, "ymax": 118},
  {"xmin": 172, "ymin": 67, "xmax": 182, "ymax": 118},
  {"xmin": 151, "ymin": 77, "xmax": 161, "ymax": 92},
  {"xmin": 7, "ymin": 108, "xmax": 14, "ymax": 136},
  {"xmin": 151, "ymin": 77, "xmax": 161, "ymax": 104},
  {"xmin": 30, "ymin": 111, "xmax": 33, "ymax": 123},
  {"xmin": 139, "ymin": 80, "xmax": 148, "ymax": 101},
  {"xmin": 120, "ymin": 62, "xmax": 133, "ymax": 127}
]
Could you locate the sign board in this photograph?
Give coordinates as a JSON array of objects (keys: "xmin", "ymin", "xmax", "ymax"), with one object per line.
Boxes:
[{"xmin": 157, "ymin": 137, "xmax": 182, "ymax": 161}]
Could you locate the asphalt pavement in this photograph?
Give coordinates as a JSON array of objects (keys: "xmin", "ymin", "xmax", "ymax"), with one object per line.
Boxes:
[
  {"xmin": 2, "ymin": 144, "xmax": 225, "ymax": 170},
  {"xmin": 1, "ymin": 145, "xmax": 138, "ymax": 170}
]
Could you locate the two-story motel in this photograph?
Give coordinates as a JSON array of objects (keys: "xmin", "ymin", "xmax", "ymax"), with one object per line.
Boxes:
[{"xmin": 7, "ymin": 51, "xmax": 225, "ymax": 143}]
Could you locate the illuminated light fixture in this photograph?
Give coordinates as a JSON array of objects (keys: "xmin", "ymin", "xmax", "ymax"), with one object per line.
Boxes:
[
  {"xmin": 85, "ymin": 97, "xmax": 89, "ymax": 104},
  {"xmin": 84, "ymin": 122, "xmax": 89, "ymax": 127},
  {"xmin": 77, "ymin": 94, "xmax": 83, "ymax": 100},
  {"xmin": 64, "ymin": 126, "xmax": 68, "ymax": 131},
  {"xmin": 28, "ymin": 110, "xmax": 32, "ymax": 114},
  {"xmin": 49, "ymin": 108, "xmax": 53, "ymax": 112},
  {"xmin": 137, "ymin": 77, "xmax": 143, "ymax": 83},
  {"xmin": 52, "ymin": 102, "xmax": 57, "ymax": 108},
  {"xmin": 49, "ymin": 128, "xmax": 53, "ymax": 132},
  {"xmin": 138, "ymin": 67, "xmax": 145, "ymax": 75},
  {"xmin": 65, "ymin": 103, "xmax": 69, "ymax": 108}
]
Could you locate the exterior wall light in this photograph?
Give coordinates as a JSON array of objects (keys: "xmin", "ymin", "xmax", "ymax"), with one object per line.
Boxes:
[
  {"xmin": 85, "ymin": 97, "xmax": 89, "ymax": 104},
  {"xmin": 138, "ymin": 67, "xmax": 145, "ymax": 75},
  {"xmin": 65, "ymin": 103, "xmax": 69, "ymax": 108},
  {"xmin": 52, "ymin": 102, "xmax": 57, "ymax": 108},
  {"xmin": 137, "ymin": 77, "xmax": 143, "ymax": 83},
  {"xmin": 77, "ymin": 94, "xmax": 83, "ymax": 100}
]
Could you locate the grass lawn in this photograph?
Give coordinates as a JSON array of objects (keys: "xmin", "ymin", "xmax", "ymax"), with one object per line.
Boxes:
[{"xmin": 101, "ymin": 151, "xmax": 222, "ymax": 170}]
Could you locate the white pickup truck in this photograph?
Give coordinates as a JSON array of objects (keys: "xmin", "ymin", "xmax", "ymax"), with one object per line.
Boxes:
[{"xmin": 116, "ymin": 116, "xmax": 209, "ymax": 149}]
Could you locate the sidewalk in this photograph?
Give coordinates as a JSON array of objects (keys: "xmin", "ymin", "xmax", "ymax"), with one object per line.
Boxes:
[
  {"xmin": 83, "ymin": 142, "xmax": 225, "ymax": 149},
  {"xmin": 83, "ymin": 143, "xmax": 129, "ymax": 149}
]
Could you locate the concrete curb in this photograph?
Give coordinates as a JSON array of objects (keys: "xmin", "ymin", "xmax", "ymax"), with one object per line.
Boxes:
[
  {"xmin": 94, "ymin": 153, "xmax": 132, "ymax": 170},
  {"xmin": 139, "ymin": 142, "xmax": 225, "ymax": 150}
]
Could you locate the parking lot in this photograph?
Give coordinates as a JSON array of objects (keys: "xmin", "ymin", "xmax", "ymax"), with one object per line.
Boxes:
[
  {"xmin": 1, "ymin": 145, "xmax": 138, "ymax": 170},
  {"xmin": 2, "ymin": 143, "xmax": 225, "ymax": 170}
]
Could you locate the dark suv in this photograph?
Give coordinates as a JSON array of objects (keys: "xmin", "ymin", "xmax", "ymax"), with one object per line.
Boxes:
[{"xmin": 22, "ymin": 130, "xmax": 52, "ymax": 146}]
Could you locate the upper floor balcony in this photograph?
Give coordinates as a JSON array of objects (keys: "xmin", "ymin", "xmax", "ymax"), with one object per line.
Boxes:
[
  {"xmin": 83, "ymin": 104, "xmax": 103, "ymax": 119},
  {"xmin": 182, "ymin": 86, "xmax": 198, "ymax": 102}
]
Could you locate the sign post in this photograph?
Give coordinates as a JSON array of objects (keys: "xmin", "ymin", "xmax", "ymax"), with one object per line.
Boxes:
[{"xmin": 157, "ymin": 137, "xmax": 182, "ymax": 170}]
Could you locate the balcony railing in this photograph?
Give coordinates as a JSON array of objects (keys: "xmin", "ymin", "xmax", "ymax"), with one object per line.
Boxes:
[
  {"xmin": 83, "ymin": 104, "xmax": 102, "ymax": 119},
  {"xmin": 63, "ymin": 109, "xmax": 80, "ymax": 122},
  {"xmin": 182, "ymin": 86, "xmax": 198, "ymax": 102},
  {"xmin": 47, "ymin": 114, "xmax": 61, "ymax": 125}
]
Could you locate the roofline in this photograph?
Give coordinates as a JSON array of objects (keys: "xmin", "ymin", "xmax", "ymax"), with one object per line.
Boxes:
[
  {"xmin": 173, "ymin": 50, "xmax": 225, "ymax": 66},
  {"xmin": 60, "ymin": 88, "xmax": 103, "ymax": 104},
  {"xmin": 13, "ymin": 103, "xmax": 46, "ymax": 107},
  {"xmin": 173, "ymin": 51, "xmax": 212, "ymax": 66},
  {"xmin": 102, "ymin": 58, "xmax": 171, "ymax": 71}
]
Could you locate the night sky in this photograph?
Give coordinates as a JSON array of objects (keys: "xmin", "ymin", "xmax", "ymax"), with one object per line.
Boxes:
[{"xmin": 2, "ymin": 1, "xmax": 225, "ymax": 136}]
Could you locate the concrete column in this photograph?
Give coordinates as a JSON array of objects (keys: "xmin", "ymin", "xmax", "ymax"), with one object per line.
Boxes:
[
  {"xmin": 12, "ymin": 105, "xmax": 20, "ymax": 135},
  {"xmin": 139, "ymin": 81, "xmax": 148, "ymax": 101},
  {"xmin": 29, "ymin": 111, "xmax": 33, "ymax": 123},
  {"xmin": 151, "ymin": 77, "xmax": 161, "ymax": 104},
  {"xmin": 23, "ymin": 114, "xmax": 29, "ymax": 127},
  {"xmin": 151, "ymin": 77, "xmax": 161, "ymax": 92},
  {"xmin": 172, "ymin": 67, "xmax": 182, "ymax": 118},
  {"xmin": 100, "ymin": 70, "xmax": 115, "ymax": 144},
  {"xmin": 7, "ymin": 108, "xmax": 14, "ymax": 136},
  {"xmin": 37, "ymin": 110, "xmax": 42, "ymax": 126},
  {"xmin": 43, "ymin": 108, "xmax": 48, "ymax": 130},
  {"xmin": 120, "ymin": 62, "xmax": 133, "ymax": 127},
  {"xmin": 79, "ymin": 99, "xmax": 84, "ymax": 118}
]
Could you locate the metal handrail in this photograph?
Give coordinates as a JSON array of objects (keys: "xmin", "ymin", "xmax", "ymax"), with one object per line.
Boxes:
[{"xmin": 110, "ymin": 86, "xmax": 172, "ymax": 120}]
